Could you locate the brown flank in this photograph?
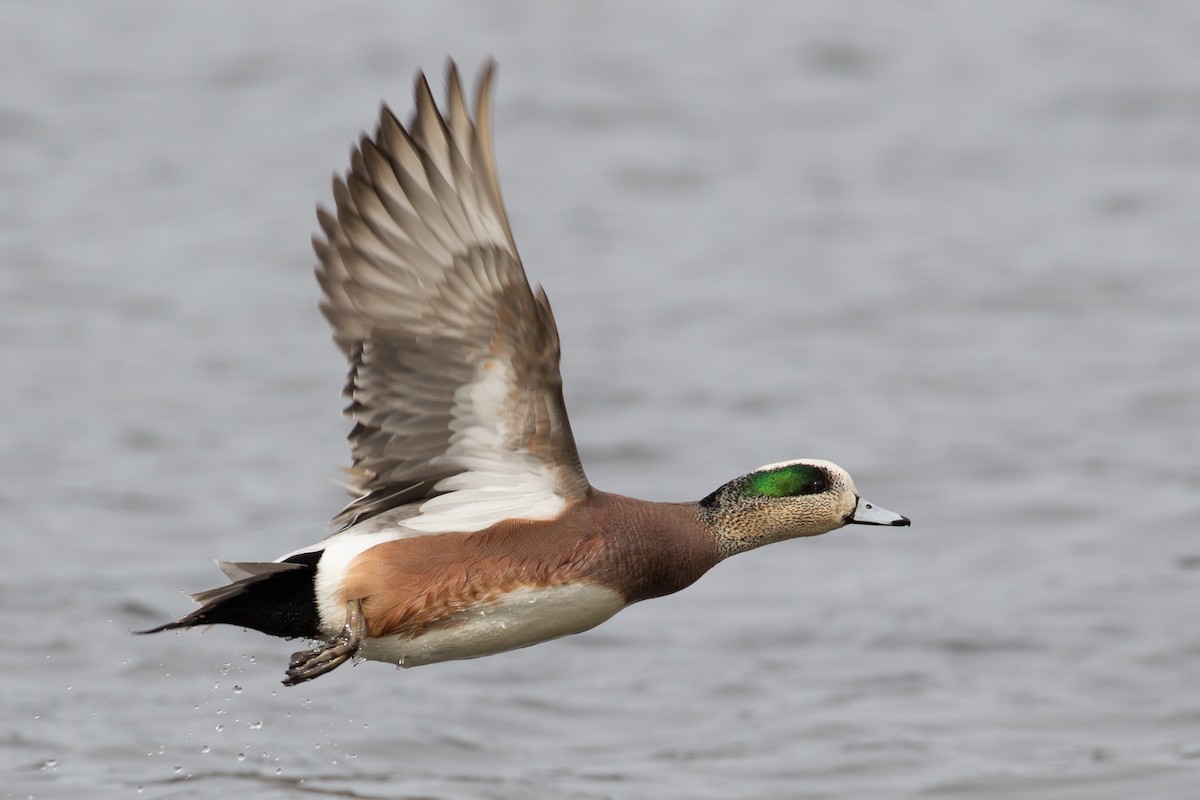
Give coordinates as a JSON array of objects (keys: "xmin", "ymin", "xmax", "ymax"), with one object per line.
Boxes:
[{"xmin": 340, "ymin": 491, "xmax": 721, "ymax": 639}]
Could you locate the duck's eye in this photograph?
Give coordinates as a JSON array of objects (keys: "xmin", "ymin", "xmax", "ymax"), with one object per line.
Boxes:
[{"xmin": 809, "ymin": 480, "xmax": 827, "ymax": 493}]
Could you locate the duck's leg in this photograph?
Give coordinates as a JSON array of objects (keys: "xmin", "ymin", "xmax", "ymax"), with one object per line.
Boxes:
[{"xmin": 282, "ymin": 601, "xmax": 365, "ymax": 686}]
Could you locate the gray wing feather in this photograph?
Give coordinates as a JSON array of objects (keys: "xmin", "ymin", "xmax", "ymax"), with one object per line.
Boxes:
[{"xmin": 314, "ymin": 60, "xmax": 589, "ymax": 530}]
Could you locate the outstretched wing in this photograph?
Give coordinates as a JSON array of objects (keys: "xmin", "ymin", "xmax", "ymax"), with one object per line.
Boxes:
[{"xmin": 314, "ymin": 61, "xmax": 589, "ymax": 532}]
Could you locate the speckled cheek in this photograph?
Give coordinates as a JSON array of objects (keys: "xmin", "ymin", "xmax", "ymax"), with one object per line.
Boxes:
[{"xmin": 837, "ymin": 491, "xmax": 858, "ymax": 524}]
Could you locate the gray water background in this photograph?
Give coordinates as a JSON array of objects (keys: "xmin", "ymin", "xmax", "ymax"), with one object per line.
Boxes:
[{"xmin": 3, "ymin": 1, "xmax": 1200, "ymax": 798}]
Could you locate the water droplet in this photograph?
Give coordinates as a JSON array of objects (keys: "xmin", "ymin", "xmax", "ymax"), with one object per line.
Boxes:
[
  {"xmin": 40, "ymin": 758, "xmax": 58, "ymax": 770},
  {"xmin": 199, "ymin": 745, "xmax": 210, "ymax": 754},
  {"xmin": 275, "ymin": 767, "xmax": 282, "ymax": 776},
  {"xmin": 215, "ymin": 724, "xmax": 224, "ymax": 732},
  {"xmin": 247, "ymin": 721, "xmax": 263, "ymax": 730},
  {"xmin": 136, "ymin": 786, "xmax": 143, "ymax": 794},
  {"xmin": 232, "ymin": 685, "xmax": 243, "ymax": 694},
  {"xmin": 236, "ymin": 753, "xmax": 246, "ymax": 762},
  {"xmin": 173, "ymin": 765, "xmax": 184, "ymax": 775}
]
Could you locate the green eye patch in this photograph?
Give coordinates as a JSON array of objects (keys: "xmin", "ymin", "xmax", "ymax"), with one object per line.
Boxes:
[{"xmin": 745, "ymin": 464, "xmax": 829, "ymax": 498}]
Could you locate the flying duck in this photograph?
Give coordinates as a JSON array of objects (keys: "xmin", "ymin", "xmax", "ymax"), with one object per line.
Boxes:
[{"xmin": 142, "ymin": 61, "xmax": 910, "ymax": 686}]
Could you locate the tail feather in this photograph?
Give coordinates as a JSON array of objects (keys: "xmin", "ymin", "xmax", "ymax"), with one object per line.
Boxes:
[
  {"xmin": 138, "ymin": 551, "xmax": 323, "ymax": 640},
  {"xmin": 216, "ymin": 559, "xmax": 296, "ymax": 582}
]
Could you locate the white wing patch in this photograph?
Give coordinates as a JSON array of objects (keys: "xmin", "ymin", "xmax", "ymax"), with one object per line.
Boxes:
[{"xmin": 402, "ymin": 358, "xmax": 567, "ymax": 533}]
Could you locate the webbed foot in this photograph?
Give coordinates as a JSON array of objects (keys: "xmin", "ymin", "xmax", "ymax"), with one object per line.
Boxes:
[{"xmin": 282, "ymin": 601, "xmax": 365, "ymax": 686}]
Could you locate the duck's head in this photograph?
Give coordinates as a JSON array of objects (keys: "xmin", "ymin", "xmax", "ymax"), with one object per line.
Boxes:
[{"xmin": 699, "ymin": 459, "xmax": 910, "ymax": 558}]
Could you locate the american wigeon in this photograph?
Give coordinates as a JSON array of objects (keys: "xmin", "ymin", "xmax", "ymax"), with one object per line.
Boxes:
[{"xmin": 142, "ymin": 61, "xmax": 909, "ymax": 686}]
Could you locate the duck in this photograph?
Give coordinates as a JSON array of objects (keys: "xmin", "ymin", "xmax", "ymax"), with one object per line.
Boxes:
[{"xmin": 141, "ymin": 60, "xmax": 910, "ymax": 686}]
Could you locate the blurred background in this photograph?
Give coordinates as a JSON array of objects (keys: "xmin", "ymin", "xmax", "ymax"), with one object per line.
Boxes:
[{"xmin": 3, "ymin": 1, "xmax": 1199, "ymax": 798}]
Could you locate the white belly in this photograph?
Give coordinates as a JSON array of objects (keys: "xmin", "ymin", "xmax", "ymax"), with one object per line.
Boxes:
[{"xmin": 356, "ymin": 583, "xmax": 626, "ymax": 667}]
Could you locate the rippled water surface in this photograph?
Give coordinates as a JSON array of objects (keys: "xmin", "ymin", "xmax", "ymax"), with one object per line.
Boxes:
[{"xmin": 4, "ymin": 2, "xmax": 1200, "ymax": 798}]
